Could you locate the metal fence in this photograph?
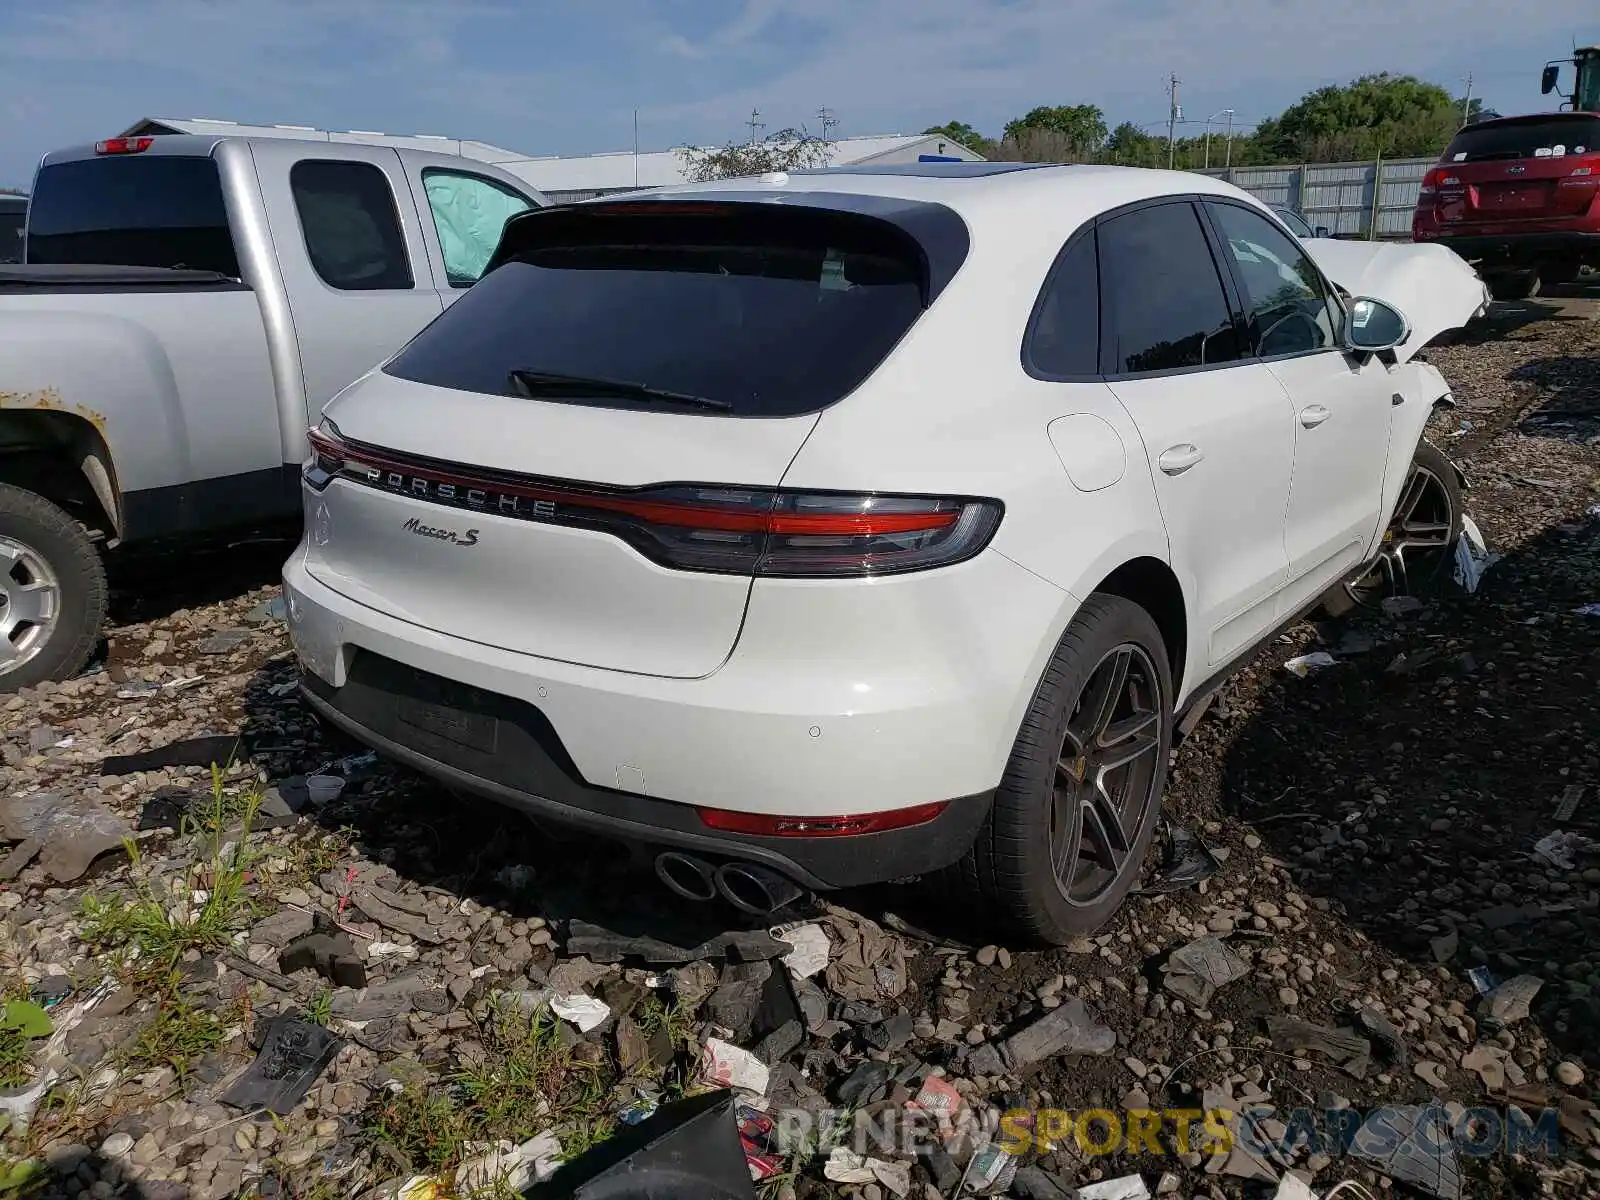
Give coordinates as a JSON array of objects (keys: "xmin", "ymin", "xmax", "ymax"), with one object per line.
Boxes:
[{"xmin": 1193, "ymin": 157, "xmax": 1433, "ymax": 239}]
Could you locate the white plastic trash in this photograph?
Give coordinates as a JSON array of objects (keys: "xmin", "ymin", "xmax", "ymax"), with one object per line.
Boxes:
[{"xmin": 305, "ymin": 775, "xmax": 346, "ymax": 806}]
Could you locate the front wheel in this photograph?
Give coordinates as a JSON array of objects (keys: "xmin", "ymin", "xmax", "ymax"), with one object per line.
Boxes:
[
  {"xmin": 0, "ymin": 483, "xmax": 107, "ymax": 691},
  {"xmin": 1328, "ymin": 439, "xmax": 1464, "ymax": 615},
  {"xmin": 954, "ymin": 594, "xmax": 1173, "ymax": 944}
]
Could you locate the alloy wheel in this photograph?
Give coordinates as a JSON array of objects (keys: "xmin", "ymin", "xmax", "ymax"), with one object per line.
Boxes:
[
  {"xmin": 1344, "ymin": 460, "xmax": 1457, "ymax": 607},
  {"xmin": 0, "ymin": 535, "xmax": 61, "ymax": 677},
  {"xmin": 1049, "ymin": 643, "xmax": 1166, "ymax": 906}
]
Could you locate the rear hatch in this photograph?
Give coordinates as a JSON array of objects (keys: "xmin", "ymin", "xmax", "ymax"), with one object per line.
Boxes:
[
  {"xmin": 1423, "ymin": 114, "xmax": 1600, "ymax": 228},
  {"xmin": 302, "ymin": 198, "xmax": 959, "ymax": 679}
]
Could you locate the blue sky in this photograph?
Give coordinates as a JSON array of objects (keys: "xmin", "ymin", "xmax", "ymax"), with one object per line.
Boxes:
[{"xmin": 2, "ymin": 0, "xmax": 1596, "ymax": 186}]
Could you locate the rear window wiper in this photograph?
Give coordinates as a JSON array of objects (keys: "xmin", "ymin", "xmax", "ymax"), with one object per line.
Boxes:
[{"xmin": 507, "ymin": 368, "xmax": 733, "ymax": 412}]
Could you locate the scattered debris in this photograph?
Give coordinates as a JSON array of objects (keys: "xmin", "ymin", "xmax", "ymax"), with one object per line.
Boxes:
[
  {"xmin": 1554, "ymin": 783, "xmax": 1586, "ymax": 822},
  {"xmin": 220, "ymin": 1014, "xmax": 341, "ymax": 1115},
  {"xmin": 1161, "ymin": 935, "xmax": 1249, "ymax": 1006},
  {"xmin": 1079, "ymin": 1175, "xmax": 1153, "ymax": 1200},
  {"xmin": 1283, "ymin": 651, "xmax": 1339, "ymax": 677},
  {"xmin": 278, "ymin": 922, "xmax": 367, "ymax": 988},
  {"xmin": 550, "ymin": 993, "xmax": 611, "ymax": 1033},
  {"xmin": 1453, "ymin": 514, "xmax": 1497, "ymax": 593},
  {"xmin": 772, "ymin": 921, "xmax": 830, "ymax": 980},
  {"xmin": 453, "ymin": 1131, "xmax": 561, "ymax": 1194},
  {"xmin": 1480, "ymin": 974, "xmax": 1543, "ymax": 1026},
  {"xmin": 0, "ymin": 790, "xmax": 131, "ymax": 883},
  {"xmin": 523, "ymin": 1090, "xmax": 754, "ymax": 1199},
  {"xmin": 1355, "ymin": 1007, "xmax": 1410, "ymax": 1067},
  {"xmin": 1348, "ymin": 1103, "xmax": 1461, "ymax": 1200},
  {"xmin": 1139, "ymin": 818, "xmax": 1222, "ymax": 894},
  {"xmin": 698, "ymin": 1037, "xmax": 770, "ymax": 1095},
  {"xmin": 565, "ymin": 918, "xmax": 787, "ymax": 965},
  {"xmin": 824, "ymin": 1147, "xmax": 911, "ymax": 1195},
  {"xmin": 100, "ymin": 732, "xmax": 244, "ymax": 775},
  {"xmin": 1532, "ymin": 829, "xmax": 1589, "ymax": 870},
  {"xmin": 1265, "ymin": 1016, "xmax": 1372, "ymax": 1079},
  {"xmin": 821, "ymin": 907, "xmax": 908, "ymax": 1001},
  {"xmin": 305, "ymin": 774, "xmax": 346, "ymax": 806}
]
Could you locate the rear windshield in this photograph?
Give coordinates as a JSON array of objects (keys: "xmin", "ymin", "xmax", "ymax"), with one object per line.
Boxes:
[
  {"xmin": 25, "ymin": 155, "xmax": 239, "ymax": 276},
  {"xmin": 384, "ymin": 204, "xmax": 933, "ymax": 418},
  {"xmin": 1443, "ymin": 117, "xmax": 1600, "ymax": 163}
]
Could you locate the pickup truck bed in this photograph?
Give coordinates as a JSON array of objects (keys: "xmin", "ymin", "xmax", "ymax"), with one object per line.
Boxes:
[{"xmin": 0, "ymin": 133, "xmax": 547, "ymax": 689}]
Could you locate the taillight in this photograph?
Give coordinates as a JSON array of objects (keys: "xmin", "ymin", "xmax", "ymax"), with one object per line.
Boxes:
[
  {"xmin": 1418, "ymin": 167, "xmax": 1461, "ymax": 198},
  {"xmin": 304, "ymin": 423, "xmax": 345, "ymax": 491},
  {"xmin": 302, "ymin": 423, "xmax": 1003, "ymax": 578},
  {"xmin": 94, "ymin": 137, "xmax": 154, "ymax": 155},
  {"xmin": 697, "ymin": 802, "xmax": 948, "ymax": 837}
]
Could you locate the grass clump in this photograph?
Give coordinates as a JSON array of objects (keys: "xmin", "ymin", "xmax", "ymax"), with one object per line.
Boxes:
[
  {"xmin": 365, "ymin": 997, "xmax": 613, "ymax": 1179},
  {"xmin": 119, "ymin": 985, "xmax": 232, "ymax": 1079},
  {"xmin": 80, "ymin": 767, "xmax": 262, "ymax": 975}
]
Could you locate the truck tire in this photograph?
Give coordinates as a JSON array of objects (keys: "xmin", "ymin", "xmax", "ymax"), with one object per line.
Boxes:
[
  {"xmin": 1486, "ymin": 270, "xmax": 1540, "ymax": 302},
  {"xmin": 0, "ymin": 483, "xmax": 107, "ymax": 691}
]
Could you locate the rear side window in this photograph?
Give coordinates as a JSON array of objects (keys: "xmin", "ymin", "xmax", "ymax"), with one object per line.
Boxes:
[
  {"xmin": 0, "ymin": 201, "xmax": 23, "ymax": 264},
  {"xmin": 1443, "ymin": 117, "xmax": 1600, "ymax": 162},
  {"xmin": 422, "ymin": 169, "xmax": 534, "ymax": 286},
  {"xmin": 385, "ymin": 204, "xmax": 931, "ymax": 417},
  {"xmin": 1026, "ymin": 231, "xmax": 1100, "ymax": 377},
  {"xmin": 1097, "ymin": 202, "xmax": 1244, "ymax": 375},
  {"xmin": 290, "ymin": 160, "xmax": 413, "ymax": 290},
  {"xmin": 24, "ymin": 156, "xmax": 239, "ymax": 275}
]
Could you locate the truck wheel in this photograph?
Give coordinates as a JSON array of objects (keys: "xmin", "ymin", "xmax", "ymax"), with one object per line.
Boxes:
[
  {"xmin": 951, "ymin": 594, "xmax": 1172, "ymax": 944},
  {"xmin": 0, "ymin": 483, "xmax": 107, "ymax": 691}
]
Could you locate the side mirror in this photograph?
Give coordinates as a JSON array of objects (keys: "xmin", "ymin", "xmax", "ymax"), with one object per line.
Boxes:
[
  {"xmin": 1313, "ymin": 225, "xmax": 1331, "ymax": 239},
  {"xmin": 1541, "ymin": 64, "xmax": 1560, "ymax": 95},
  {"xmin": 1343, "ymin": 296, "xmax": 1410, "ymax": 353}
]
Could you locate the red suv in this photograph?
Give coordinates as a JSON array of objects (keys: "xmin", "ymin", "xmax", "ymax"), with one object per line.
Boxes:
[{"xmin": 1413, "ymin": 111, "xmax": 1600, "ymax": 299}]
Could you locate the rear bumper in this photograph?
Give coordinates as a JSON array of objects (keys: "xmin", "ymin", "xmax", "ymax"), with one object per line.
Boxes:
[
  {"xmin": 282, "ymin": 541, "xmax": 1071, "ymax": 887},
  {"xmin": 297, "ymin": 660, "xmax": 992, "ymax": 890},
  {"xmin": 1425, "ymin": 230, "xmax": 1600, "ymax": 269}
]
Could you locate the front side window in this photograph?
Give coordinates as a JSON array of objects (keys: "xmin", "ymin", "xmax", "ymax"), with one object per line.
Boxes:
[
  {"xmin": 1271, "ymin": 206, "xmax": 1314, "ymax": 239},
  {"xmin": 1097, "ymin": 202, "xmax": 1243, "ymax": 375},
  {"xmin": 1207, "ymin": 202, "xmax": 1338, "ymax": 358},
  {"xmin": 290, "ymin": 160, "xmax": 413, "ymax": 291},
  {"xmin": 422, "ymin": 170, "xmax": 534, "ymax": 286}
]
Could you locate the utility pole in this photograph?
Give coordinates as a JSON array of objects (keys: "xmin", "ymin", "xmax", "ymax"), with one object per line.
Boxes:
[
  {"xmin": 1224, "ymin": 109, "xmax": 1235, "ymax": 169},
  {"xmin": 746, "ymin": 107, "xmax": 764, "ymax": 146},
  {"xmin": 1460, "ymin": 73, "xmax": 1474, "ymax": 125},
  {"xmin": 1166, "ymin": 74, "xmax": 1181, "ymax": 169},
  {"xmin": 816, "ymin": 106, "xmax": 838, "ymax": 143},
  {"xmin": 1203, "ymin": 109, "xmax": 1234, "ymax": 170},
  {"xmin": 633, "ymin": 108, "xmax": 639, "ymax": 187}
]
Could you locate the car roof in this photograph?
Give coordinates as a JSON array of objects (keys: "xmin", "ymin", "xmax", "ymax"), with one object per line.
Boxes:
[{"xmin": 602, "ymin": 162, "xmax": 1269, "ymax": 254}]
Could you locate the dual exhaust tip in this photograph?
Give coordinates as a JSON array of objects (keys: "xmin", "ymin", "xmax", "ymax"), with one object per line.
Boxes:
[{"xmin": 655, "ymin": 851, "xmax": 805, "ymax": 917}]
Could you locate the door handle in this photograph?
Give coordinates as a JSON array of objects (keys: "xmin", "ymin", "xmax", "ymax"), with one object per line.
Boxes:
[
  {"xmin": 1157, "ymin": 444, "xmax": 1204, "ymax": 475},
  {"xmin": 1299, "ymin": 405, "xmax": 1331, "ymax": 428}
]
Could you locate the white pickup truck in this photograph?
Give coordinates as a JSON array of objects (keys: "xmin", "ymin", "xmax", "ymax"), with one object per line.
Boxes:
[{"xmin": 0, "ymin": 133, "xmax": 547, "ymax": 689}]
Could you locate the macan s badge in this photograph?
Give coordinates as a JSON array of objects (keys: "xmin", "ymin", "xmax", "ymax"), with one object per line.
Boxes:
[{"xmin": 402, "ymin": 516, "xmax": 480, "ymax": 547}]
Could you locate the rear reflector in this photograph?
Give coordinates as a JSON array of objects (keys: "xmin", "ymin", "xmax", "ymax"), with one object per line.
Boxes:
[
  {"xmin": 304, "ymin": 421, "xmax": 1003, "ymax": 578},
  {"xmin": 94, "ymin": 137, "xmax": 154, "ymax": 155},
  {"xmin": 697, "ymin": 802, "xmax": 948, "ymax": 837}
]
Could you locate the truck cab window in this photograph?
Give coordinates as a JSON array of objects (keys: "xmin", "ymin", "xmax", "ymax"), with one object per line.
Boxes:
[
  {"xmin": 290, "ymin": 160, "xmax": 413, "ymax": 291},
  {"xmin": 422, "ymin": 169, "xmax": 532, "ymax": 286},
  {"xmin": 24, "ymin": 157, "xmax": 239, "ymax": 275}
]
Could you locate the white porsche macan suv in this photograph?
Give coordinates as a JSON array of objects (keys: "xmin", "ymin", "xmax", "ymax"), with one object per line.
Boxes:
[{"xmin": 282, "ymin": 162, "xmax": 1489, "ymax": 944}]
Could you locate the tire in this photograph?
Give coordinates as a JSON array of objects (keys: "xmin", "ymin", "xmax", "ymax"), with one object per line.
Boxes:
[
  {"xmin": 1486, "ymin": 271, "xmax": 1540, "ymax": 302},
  {"xmin": 1324, "ymin": 438, "xmax": 1463, "ymax": 616},
  {"xmin": 0, "ymin": 483, "xmax": 107, "ymax": 692},
  {"xmin": 953, "ymin": 593, "xmax": 1173, "ymax": 944}
]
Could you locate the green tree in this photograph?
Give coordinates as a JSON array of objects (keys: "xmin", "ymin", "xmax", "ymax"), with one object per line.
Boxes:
[
  {"xmin": 677, "ymin": 126, "xmax": 834, "ymax": 181},
  {"xmin": 922, "ymin": 121, "xmax": 995, "ymax": 156},
  {"xmin": 1002, "ymin": 104, "xmax": 1108, "ymax": 148},
  {"xmin": 1252, "ymin": 73, "xmax": 1475, "ymax": 162}
]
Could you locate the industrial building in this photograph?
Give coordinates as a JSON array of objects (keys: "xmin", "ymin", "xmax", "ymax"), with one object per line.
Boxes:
[{"xmin": 121, "ymin": 119, "xmax": 986, "ymax": 203}]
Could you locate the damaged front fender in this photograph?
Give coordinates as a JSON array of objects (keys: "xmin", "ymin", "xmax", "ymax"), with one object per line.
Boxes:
[{"xmin": 1305, "ymin": 239, "xmax": 1491, "ymax": 363}]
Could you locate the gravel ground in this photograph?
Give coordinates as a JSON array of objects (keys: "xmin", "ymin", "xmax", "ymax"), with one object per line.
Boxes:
[{"xmin": 1, "ymin": 300, "xmax": 1597, "ymax": 1200}]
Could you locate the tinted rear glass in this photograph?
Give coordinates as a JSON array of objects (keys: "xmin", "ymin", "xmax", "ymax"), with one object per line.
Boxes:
[
  {"xmin": 25, "ymin": 156, "xmax": 239, "ymax": 275},
  {"xmin": 385, "ymin": 205, "xmax": 931, "ymax": 417},
  {"xmin": 1444, "ymin": 118, "xmax": 1600, "ymax": 163}
]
